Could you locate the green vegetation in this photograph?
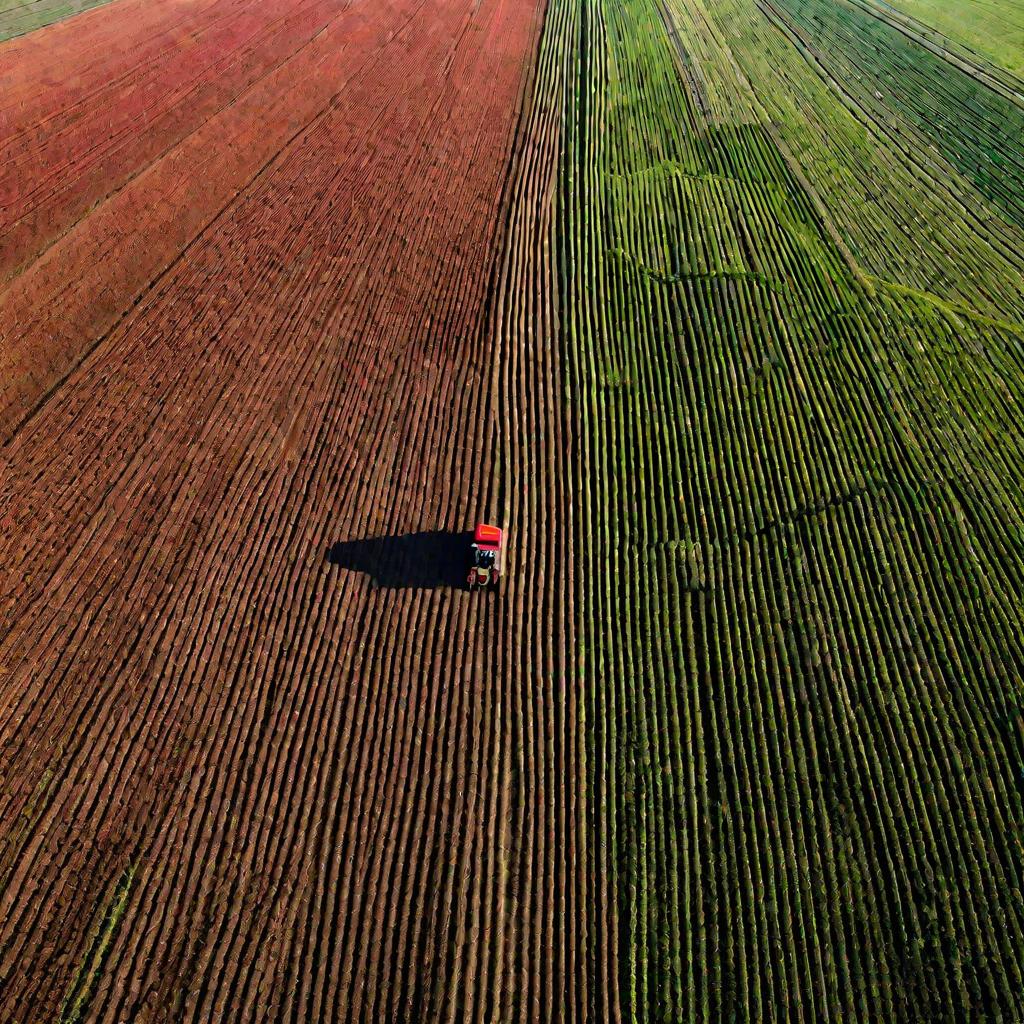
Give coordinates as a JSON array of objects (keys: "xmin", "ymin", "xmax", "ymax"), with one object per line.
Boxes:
[
  {"xmin": 708, "ymin": 0, "xmax": 1024, "ymax": 323},
  {"xmin": 772, "ymin": 0, "xmax": 1024, "ymax": 228},
  {"xmin": 57, "ymin": 863, "xmax": 137, "ymax": 1024},
  {"xmin": 883, "ymin": 0, "xmax": 1024, "ymax": 77},
  {"xmin": 0, "ymin": 0, "xmax": 116, "ymax": 44},
  {"xmin": 534, "ymin": 0, "xmax": 1024, "ymax": 1015}
]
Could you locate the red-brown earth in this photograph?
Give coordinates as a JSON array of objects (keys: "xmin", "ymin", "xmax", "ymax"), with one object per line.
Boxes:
[{"xmin": 0, "ymin": 0, "xmax": 587, "ymax": 1018}]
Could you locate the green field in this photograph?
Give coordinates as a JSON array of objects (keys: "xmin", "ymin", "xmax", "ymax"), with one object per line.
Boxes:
[
  {"xmin": 884, "ymin": 0, "xmax": 1024, "ymax": 77},
  {"xmin": 0, "ymin": 0, "xmax": 115, "ymax": 43},
  {"xmin": 523, "ymin": 0, "xmax": 1024, "ymax": 1016}
]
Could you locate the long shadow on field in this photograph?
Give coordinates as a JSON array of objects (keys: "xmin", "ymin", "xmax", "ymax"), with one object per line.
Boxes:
[{"xmin": 326, "ymin": 530, "xmax": 472, "ymax": 590}]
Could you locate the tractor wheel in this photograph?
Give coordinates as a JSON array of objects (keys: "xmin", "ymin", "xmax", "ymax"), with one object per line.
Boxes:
[
  {"xmin": 489, "ymin": 568, "xmax": 500, "ymax": 587},
  {"xmin": 467, "ymin": 570, "xmax": 478, "ymax": 589}
]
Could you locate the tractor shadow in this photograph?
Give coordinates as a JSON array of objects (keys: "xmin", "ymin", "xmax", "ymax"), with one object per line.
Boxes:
[{"xmin": 326, "ymin": 530, "xmax": 472, "ymax": 590}]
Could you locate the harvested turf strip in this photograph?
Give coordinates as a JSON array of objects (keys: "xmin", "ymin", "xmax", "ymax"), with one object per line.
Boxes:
[{"xmin": 0, "ymin": 0, "xmax": 555, "ymax": 1017}]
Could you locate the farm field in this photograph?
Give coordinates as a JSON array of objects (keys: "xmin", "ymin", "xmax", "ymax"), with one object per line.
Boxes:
[
  {"xmin": 1, "ymin": 0, "xmax": 1023, "ymax": 1021},
  {"xmin": 880, "ymin": 0, "xmax": 1024, "ymax": 77},
  {"xmin": 0, "ymin": 0, "xmax": 117, "ymax": 43},
  {"xmin": 542, "ymin": 0, "xmax": 1024, "ymax": 1018},
  {"xmin": 0, "ymin": 0, "xmax": 570, "ymax": 1019}
]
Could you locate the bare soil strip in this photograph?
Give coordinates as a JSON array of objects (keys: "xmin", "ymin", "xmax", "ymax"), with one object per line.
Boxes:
[{"xmin": 0, "ymin": 0, "xmax": 563, "ymax": 1017}]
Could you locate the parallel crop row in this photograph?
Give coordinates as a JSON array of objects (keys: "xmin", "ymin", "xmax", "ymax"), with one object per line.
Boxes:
[
  {"xmin": 876, "ymin": 0, "xmax": 1024, "ymax": 80},
  {"xmin": 769, "ymin": 0, "xmax": 1024, "ymax": 229},
  {"xmin": 545, "ymin": 0, "xmax": 1024, "ymax": 1017},
  {"xmin": 697, "ymin": 0, "xmax": 1024, "ymax": 326}
]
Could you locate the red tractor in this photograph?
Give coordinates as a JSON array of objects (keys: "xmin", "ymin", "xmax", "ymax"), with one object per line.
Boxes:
[{"xmin": 468, "ymin": 523, "xmax": 502, "ymax": 590}]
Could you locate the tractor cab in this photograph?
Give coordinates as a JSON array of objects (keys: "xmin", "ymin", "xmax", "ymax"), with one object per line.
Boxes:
[{"xmin": 468, "ymin": 523, "xmax": 502, "ymax": 590}]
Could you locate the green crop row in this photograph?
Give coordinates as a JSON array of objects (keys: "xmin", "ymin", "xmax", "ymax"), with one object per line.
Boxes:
[
  {"xmin": 529, "ymin": 0, "xmax": 1024, "ymax": 1017},
  {"xmin": 771, "ymin": 0, "xmax": 1024, "ymax": 229},
  {"xmin": 700, "ymin": 0, "xmax": 1024, "ymax": 326}
]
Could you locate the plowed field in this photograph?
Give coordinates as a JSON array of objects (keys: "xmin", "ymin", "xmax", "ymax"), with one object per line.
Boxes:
[
  {"xmin": 3, "ymin": 0, "xmax": 1024, "ymax": 1019},
  {"xmin": 0, "ymin": 0, "xmax": 572, "ymax": 1018}
]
